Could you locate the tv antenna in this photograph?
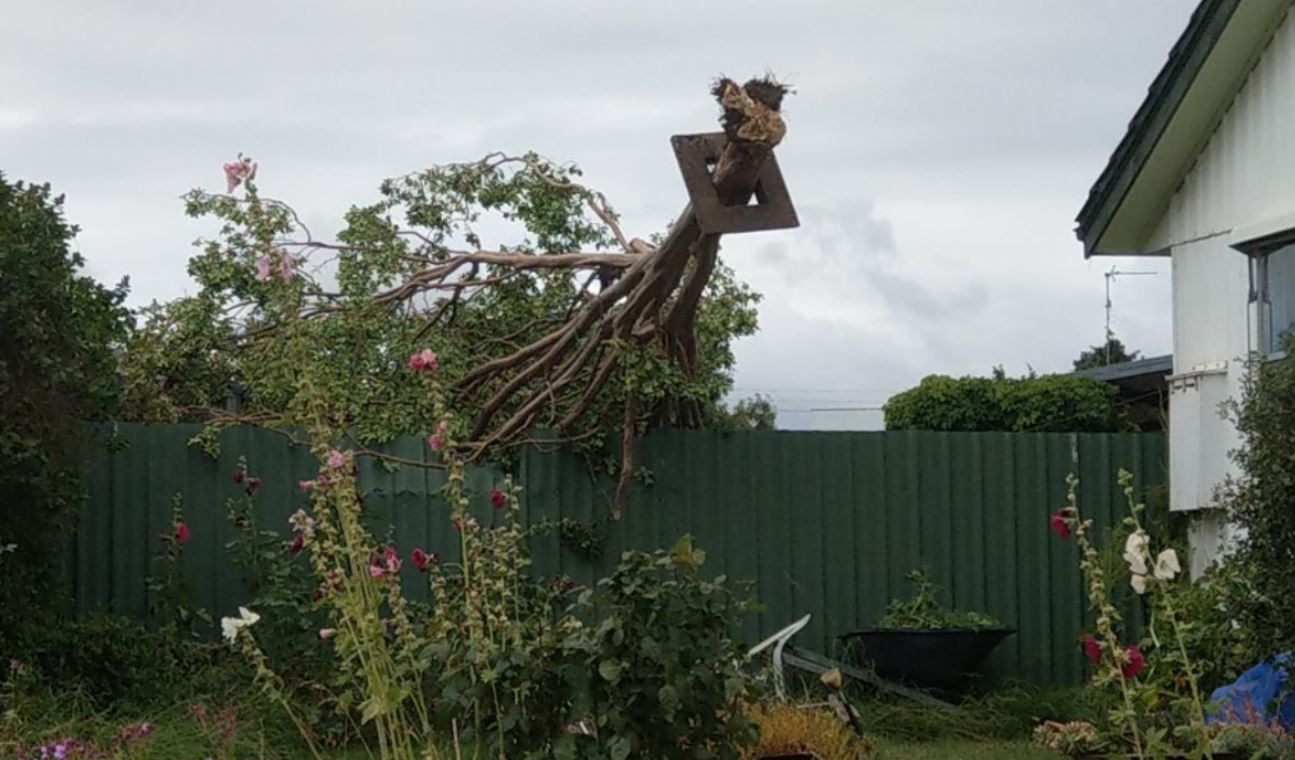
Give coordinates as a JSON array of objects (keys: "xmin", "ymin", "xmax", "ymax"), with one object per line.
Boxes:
[{"xmin": 1104, "ymin": 267, "xmax": 1156, "ymax": 362}]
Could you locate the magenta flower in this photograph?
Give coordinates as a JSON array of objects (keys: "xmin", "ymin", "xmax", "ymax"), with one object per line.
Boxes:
[
  {"xmin": 411, "ymin": 547, "xmax": 430, "ymax": 572},
  {"xmin": 1049, "ymin": 508, "xmax": 1072, "ymax": 539},
  {"xmin": 327, "ymin": 449, "xmax": 346, "ymax": 470},
  {"xmin": 428, "ymin": 420, "xmax": 449, "ymax": 451},
  {"xmin": 368, "ymin": 562, "xmax": 385, "ymax": 579},
  {"xmin": 1082, "ymin": 634, "xmax": 1102, "ymax": 665},
  {"xmin": 299, "ymin": 479, "xmax": 315, "ymax": 492},
  {"xmin": 254, "ymin": 255, "xmax": 273, "ymax": 282},
  {"xmin": 289, "ymin": 533, "xmax": 304, "ymax": 555},
  {"xmin": 319, "ymin": 628, "xmax": 335, "ymax": 640},
  {"xmin": 232, "ymin": 469, "xmax": 245, "ymax": 484},
  {"xmin": 383, "ymin": 546, "xmax": 402, "ymax": 574},
  {"xmin": 174, "ymin": 522, "xmax": 191, "ymax": 545},
  {"xmin": 491, "ymin": 487, "xmax": 506, "ymax": 510},
  {"xmin": 1122, "ymin": 645, "xmax": 1146, "ymax": 679}
]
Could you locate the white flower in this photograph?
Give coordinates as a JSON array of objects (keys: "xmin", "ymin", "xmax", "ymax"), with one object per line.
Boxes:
[
  {"xmin": 220, "ymin": 606, "xmax": 260, "ymax": 644},
  {"xmin": 1130, "ymin": 573, "xmax": 1148, "ymax": 595},
  {"xmin": 288, "ymin": 509, "xmax": 315, "ymax": 536},
  {"xmin": 1153, "ymin": 548, "xmax": 1181, "ymax": 581},
  {"xmin": 1123, "ymin": 531, "xmax": 1150, "ymax": 576}
]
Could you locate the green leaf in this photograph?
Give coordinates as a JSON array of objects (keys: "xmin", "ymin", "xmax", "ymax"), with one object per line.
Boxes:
[{"xmin": 598, "ymin": 658, "xmax": 624, "ymax": 683}]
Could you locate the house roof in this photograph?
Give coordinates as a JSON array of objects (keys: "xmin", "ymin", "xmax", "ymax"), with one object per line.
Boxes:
[
  {"xmin": 1073, "ymin": 354, "xmax": 1173, "ymax": 384},
  {"xmin": 1075, "ymin": 0, "xmax": 1292, "ymax": 257}
]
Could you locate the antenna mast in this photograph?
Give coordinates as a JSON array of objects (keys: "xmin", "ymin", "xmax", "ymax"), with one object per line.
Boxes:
[{"xmin": 1104, "ymin": 267, "xmax": 1156, "ymax": 363}]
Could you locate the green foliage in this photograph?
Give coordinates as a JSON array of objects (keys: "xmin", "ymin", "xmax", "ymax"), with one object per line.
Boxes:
[
  {"xmin": 570, "ymin": 536, "xmax": 759, "ymax": 759},
  {"xmin": 1073, "ymin": 337, "xmax": 1141, "ymax": 371},
  {"xmin": 884, "ymin": 373, "xmax": 1125, "ymax": 432},
  {"xmin": 0, "ymin": 174, "xmax": 131, "ymax": 651},
  {"xmin": 1218, "ymin": 338, "xmax": 1295, "ymax": 662},
  {"xmin": 709, "ymin": 394, "xmax": 777, "ymax": 431},
  {"xmin": 118, "ymin": 156, "xmax": 761, "ymax": 453},
  {"xmin": 877, "ymin": 569, "xmax": 1003, "ymax": 631}
]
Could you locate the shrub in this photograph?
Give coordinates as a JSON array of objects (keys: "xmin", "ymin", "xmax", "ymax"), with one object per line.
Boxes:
[
  {"xmin": 1218, "ymin": 339, "xmax": 1295, "ymax": 661},
  {"xmin": 571, "ymin": 537, "xmax": 759, "ymax": 759},
  {"xmin": 0, "ymin": 175, "xmax": 130, "ymax": 651},
  {"xmin": 884, "ymin": 373, "xmax": 1125, "ymax": 432}
]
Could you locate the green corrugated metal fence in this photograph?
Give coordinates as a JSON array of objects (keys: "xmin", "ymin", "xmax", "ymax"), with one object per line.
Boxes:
[{"xmin": 74, "ymin": 424, "xmax": 1165, "ymax": 685}]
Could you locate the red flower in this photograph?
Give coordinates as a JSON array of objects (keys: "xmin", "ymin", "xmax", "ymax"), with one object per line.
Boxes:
[
  {"xmin": 411, "ymin": 548, "xmax": 430, "ymax": 572},
  {"xmin": 1049, "ymin": 508, "xmax": 1072, "ymax": 539},
  {"xmin": 232, "ymin": 469, "xmax": 245, "ymax": 484},
  {"xmin": 174, "ymin": 522, "xmax": 191, "ymax": 545},
  {"xmin": 289, "ymin": 533, "xmax": 305, "ymax": 554},
  {"xmin": 1121, "ymin": 645, "xmax": 1146, "ymax": 679},
  {"xmin": 408, "ymin": 348, "xmax": 438, "ymax": 372},
  {"xmin": 490, "ymin": 487, "xmax": 506, "ymax": 510},
  {"xmin": 1082, "ymin": 634, "xmax": 1102, "ymax": 665},
  {"xmin": 247, "ymin": 476, "xmax": 262, "ymax": 494},
  {"xmin": 311, "ymin": 587, "xmax": 324, "ymax": 602}
]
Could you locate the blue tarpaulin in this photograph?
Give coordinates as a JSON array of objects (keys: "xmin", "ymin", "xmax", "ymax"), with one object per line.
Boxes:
[{"xmin": 1207, "ymin": 653, "xmax": 1294, "ymax": 731}]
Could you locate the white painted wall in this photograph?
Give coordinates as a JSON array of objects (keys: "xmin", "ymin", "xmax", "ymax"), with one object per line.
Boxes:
[{"xmin": 1144, "ymin": 7, "xmax": 1295, "ymax": 567}]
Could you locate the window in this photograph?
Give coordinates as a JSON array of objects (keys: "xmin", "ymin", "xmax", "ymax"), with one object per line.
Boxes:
[{"xmin": 1250, "ymin": 243, "xmax": 1295, "ymax": 354}]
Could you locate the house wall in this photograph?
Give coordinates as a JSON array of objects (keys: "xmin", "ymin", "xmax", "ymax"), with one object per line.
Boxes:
[{"xmin": 1145, "ymin": 6, "xmax": 1295, "ymax": 573}]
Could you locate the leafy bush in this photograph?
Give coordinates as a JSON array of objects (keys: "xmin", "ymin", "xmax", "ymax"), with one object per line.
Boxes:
[
  {"xmin": 884, "ymin": 373, "xmax": 1125, "ymax": 432},
  {"xmin": 877, "ymin": 569, "xmax": 1003, "ymax": 631},
  {"xmin": 571, "ymin": 536, "xmax": 759, "ymax": 759},
  {"xmin": 0, "ymin": 175, "xmax": 130, "ymax": 650},
  {"xmin": 1218, "ymin": 338, "xmax": 1295, "ymax": 661},
  {"xmin": 22, "ymin": 615, "xmax": 163, "ymax": 708}
]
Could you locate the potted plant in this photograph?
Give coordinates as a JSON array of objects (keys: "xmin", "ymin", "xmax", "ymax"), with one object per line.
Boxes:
[{"xmin": 840, "ymin": 569, "xmax": 1014, "ymax": 689}]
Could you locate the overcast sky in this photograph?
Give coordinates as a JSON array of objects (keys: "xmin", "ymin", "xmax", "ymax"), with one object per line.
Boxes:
[{"xmin": 3, "ymin": 0, "xmax": 1196, "ymax": 428}]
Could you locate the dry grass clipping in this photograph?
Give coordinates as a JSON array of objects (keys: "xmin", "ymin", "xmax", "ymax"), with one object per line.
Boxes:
[{"xmin": 742, "ymin": 704, "xmax": 874, "ymax": 759}]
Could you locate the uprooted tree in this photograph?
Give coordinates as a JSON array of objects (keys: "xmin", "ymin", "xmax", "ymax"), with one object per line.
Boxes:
[{"xmin": 121, "ymin": 77, "xmax": 796, "ymax": 514}]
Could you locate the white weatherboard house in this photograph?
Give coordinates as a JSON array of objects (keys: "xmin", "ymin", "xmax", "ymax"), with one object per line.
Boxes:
[{"xmin": 1076, "ymin": 0, "xmax": 1295, "ymax": 574}]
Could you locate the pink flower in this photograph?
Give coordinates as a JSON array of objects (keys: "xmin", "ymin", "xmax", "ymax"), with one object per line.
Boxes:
[
  {"xmin": 174, "ymin": 522, "xmax": 191, "ymax": 545},
  {"xmin": 319, "ymin": 628, "xmax": 335, "ymax": 640},
  {"xmin": 368, "ymin": 563, "xmax": 385, "ymax": 579},
  {"xmin": 299, "ymin": 479, "xmax": 315, "ymax": 492},
  {"xmin": 223, "ymin": 156, "xmax": 256, "ymax": 193},
  {"xmin": 428, "ymin": 435, "xmax": 443, "ymax": 451},
  {"xmin": 277, "ymin": 254, "xmax": 294, "ymax": 282},
  {"xmin": 327, "ymin": 449, "xmax": 346, "ymax": 470},
  {"xmin": 1049, "ymin": 508, "xmax": 1072, "ymax": 539},
  {"xmin": 491, "ymin": 487, "xmax": 506, "ymax": 510},
  {"xmin": 1121, "ymin": 645, "xmax": 1146, "ymax": 679},
  {"xmin": 383, "ymin": 546, "xmax": 402, "ymax": 574},
  {"xmin": 408, "ymin": 348, "xmax": 439, "ymax": 372},
  {"xmin": 1082, "ymin": 634, "xmax": 1102, "ymax": 665},
  {"xmin": 247, "ymin": 476, "xmax": 262, "ymax": 494},
  {"xmin": 411, "ymin": 547, "xmax": 430, "ymax": 572},
  {"xmin": 254, "ymin": 255, "xmax": 273, "ymax": 282}
]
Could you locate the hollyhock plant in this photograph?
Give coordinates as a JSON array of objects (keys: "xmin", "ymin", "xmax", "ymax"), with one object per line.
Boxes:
[
  {"xmin": 327, "ymin": 449, "xmax": 346, "ymax": 470},
  {"xmin": 427, "ymin": 420, "xmax": 449, "ymax": 452},
  {"xmin": 491, "ymin": 487, "xmax": 507, "ymax": 510},
  {"xmin": 289, "ymin": 533, "xmax": 305, "ymax": 554},
  {"xmin": 247, "ymin": 476, "xmax": 262, "ymax": 494},
  {"xmin": 383, "ymin": 546, "xmax": 402, "ymax": 574},
  {"xmin": 174, "ymin": 522, "xmax": 191, "ymax": 545},
  {"xmin": 232, "ymin": 468, "xmax": 245, "ymax": 484},
  {"xmin": 411, "ymin": 547, "xmax": 430, "ymax": 572},
  {"xmin": 277, "ymin": 253, "xmax": 294, "ymax": 282}
]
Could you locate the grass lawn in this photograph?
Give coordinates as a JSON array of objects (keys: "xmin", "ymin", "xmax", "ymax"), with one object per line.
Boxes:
[{"xmin": 875, "ymin": 739, "xmax": 1062, "ymax": 759}]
